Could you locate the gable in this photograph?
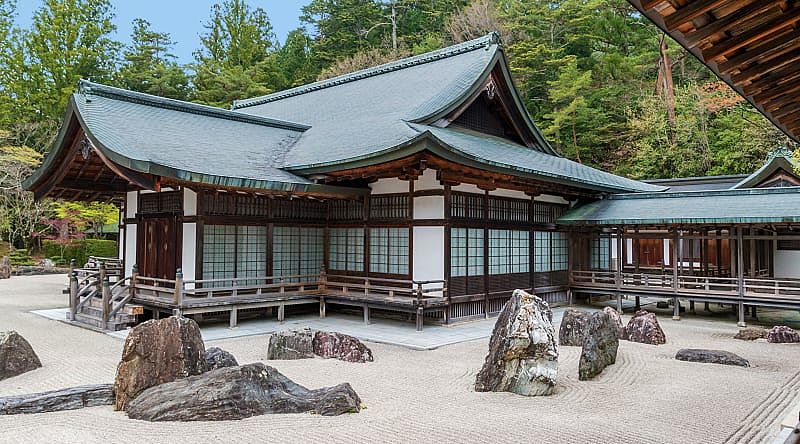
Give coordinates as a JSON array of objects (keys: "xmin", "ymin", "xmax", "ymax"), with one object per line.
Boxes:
[{"xmin": 450, "ymin": 92, "xmax": 524, "ymax": 145}]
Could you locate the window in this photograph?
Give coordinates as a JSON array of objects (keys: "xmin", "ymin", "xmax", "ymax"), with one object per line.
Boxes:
[
  {"xmin": 451, "ymin": 228, "xmax": 484, "ymax": 277},
  {"xmin": 369, "ymin": 227, "xmax": 409, "ymax": 275},
  {"xmin": 534, "ymin": 231, "xmax": 551, "ymax": 272},
  {"xmin": 370, "ymin": 195, "xmax": 409, "ymax": 220},
  {"xmin": 202, "ymin": 225, "xmax": 266, "ymax": 286},
  {"xmin": 273, "ymin": 226, "xmax": 324, "ymax": 278},
  {"xmin": 591, "ymin": 236, "xmax": 610, "ymax": 270},
  {"xmin": 534, "ymin": 231, "xmax": 569, "ymax": 272},
  {"xmin": 551, "ymin": 232, "xmax": 568, "ymax": 271},
  {"xmin": 489, "ymin": 229, "xmax": 529, "ymax": 275},
  {"xmin": 329, "ymin": 228, "xmax": 364, "ymax": 272}
]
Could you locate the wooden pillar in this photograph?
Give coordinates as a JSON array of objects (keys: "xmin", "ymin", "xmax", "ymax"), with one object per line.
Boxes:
[
  {"xmin": 278, "ymin": 304, "xmax": 285, "ymax": 323},
  {"xmin": 101, "ymin": 274, "xmax": 111, "ymax": 327},
  {"xmin": 737, "ymin": 227, "xmax": 746, "ymax": 328},
  {"xmin": 229, "ymin": 307, "xmax": 238, "ymax": 328},
  {"xmin": 749, "ymin": 227, "xmax": 757, "ymax": 278},
  {"xmin": 173, "ymin": 268, "xmax": 183, "ymax": 307},
  {"xmin": 616, "ymin": 293, "xmax": 623, "ymax": 313},
  {"xmin": 68, "ymin": 270, "xmax": 78, "ymax": 321},
  {"xmin": 363, "ymin": 305, "xmax": 370, "ymax": 325},
  {"xmin": 672, "ymin": 229, "xmax": 679, "ymax": 292},
  {"xmin": 319, "ymin": 297, "xmax": 327, "ymax": 318},
  {"xmin": 672, "ymin": 296, "xmax": 680, "ymax": 320}
]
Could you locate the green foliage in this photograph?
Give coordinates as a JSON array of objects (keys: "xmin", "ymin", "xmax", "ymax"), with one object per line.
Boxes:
[
  {"xmin": 42, "ymin": 238, "xmax": 116, "ymax": 266},
  {"xmin": 8, "ymin": 248, "xmax": 33, "ymax": 266}
]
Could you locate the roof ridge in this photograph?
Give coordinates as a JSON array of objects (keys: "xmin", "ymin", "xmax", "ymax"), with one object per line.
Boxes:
[
  {"xmin": 232, "ymin": 32, "xmax": 501, "ymax": 109},
  {"xmin": 609, "ymin": 185, "xmax": 800, "ymax": 200},
  {"xmin": 77, "ymin": 80, "xmax": 310, "ymax": 131}
]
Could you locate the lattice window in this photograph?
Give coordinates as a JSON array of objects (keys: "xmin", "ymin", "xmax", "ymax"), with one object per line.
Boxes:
[
  {"xmin": 329, "ymin": 228, "xmax": 364, "ymax": 272},
  {"xmin": 532, "ymin": 202, "xmax": 567, "ymax": 224},
  {"xmin": 591, "ymin": 236, "xmax": 611, "ymax": 269},
  {"xmin": 534, "ymin": 231, "xmax": 551, "ymax": 272},
  {"xmin": 551, "ymin": 232, "xmax": 568, "ymax": 271},
  {"xmin": 451, "ymin": 192, "xmax": 484, "ymax": 219},
  {"xmin": 488, "ymin": 229, "xmax": 529, "ymax": 275},
  {"xmin": 138, "ymin": 191, "xmax": 183, "ymax": 214},
  {"xmin": 369, "ymin": 195, "xmax": 409, "ymax": 220},
  {"xmin": 451, "ymin": 228, "xmax": 484, "ymax": 277},
  {"xmin": 329, "ymin": 200, "xmax": 365, "ymax": 221},
  {"xmin": 272, "ymin": 226, "xmax": 324, "ymax": 279},
  {"xmin": 202, "ymin": 225, "xmax": 236, "ymax": 284},
  {"xmin": 236, "ymin": 226, "xmax": 267, "ymax": 284},
  {"xmin": 369, "ymin": 227, "xmax": 409, "ymax": 275},
  {"xmin": 487, "ymin": 196, "xmax": 529, "ymax": 222},
  {"xmin": 202, "ymin": 193, "xmax": 270, "ymax": 217},
  {"xmin": 273, "ymin": 199, "xmax": 326, "ymax": 220},
  {"xmin": 777, "ymin": 239, "xmax": 800, "ymax": 250}
]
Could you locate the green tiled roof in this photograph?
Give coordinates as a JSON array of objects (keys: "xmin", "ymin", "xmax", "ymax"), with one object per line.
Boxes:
[
  {"xmin": 730, "ymin": 151, "xmax": 798, "ymax": 189},
  {"xmin": 557, "ymin": 187, "xmax": 800, "ymax": 225}
]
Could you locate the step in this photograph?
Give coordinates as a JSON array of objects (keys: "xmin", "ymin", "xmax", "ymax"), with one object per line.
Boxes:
[
  {"xmin": 73, "ymin": 313, "xmax": 130, "ymax": 331},
  {"xmin": 76, "ymin": 305, "xmax": 137, "ymax": 325}
]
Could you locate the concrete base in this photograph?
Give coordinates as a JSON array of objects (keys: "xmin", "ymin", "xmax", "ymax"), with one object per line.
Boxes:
[{"xmin": 672, "ymin": 315, "xmax": 681, "ymax": 321}]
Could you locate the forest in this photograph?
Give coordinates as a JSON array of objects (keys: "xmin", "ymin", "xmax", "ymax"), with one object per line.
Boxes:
[{"xmin": 0, "ymin": 0, "xmax": 792, "ymax": 253}]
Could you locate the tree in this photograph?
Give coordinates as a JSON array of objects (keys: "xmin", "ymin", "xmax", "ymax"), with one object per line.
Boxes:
[
  {"xmin": 0, "ymin": 131, "xmax": 49, "ymax": 249},
  {"xmin": 193, "ymin": 0, "xmax": 280, "ymax": 106},
  {"xmin": 0, "ymin": 0, "xmax": 119, "ymax": 151},
  {"xmin": 115, "ymin": 19, "xmax": 190, "ymax": 100}
]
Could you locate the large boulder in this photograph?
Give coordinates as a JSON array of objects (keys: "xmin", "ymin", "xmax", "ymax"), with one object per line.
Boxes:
[
  {"xmin": 734, "ymin": 328, "xmax": 768, "ymax": 341},
  {"xmin": 0, "ymin": 331, "xmax": 42, "ymax": 381},
  {"xmin": 0, "ymin": 256, "xmax": 10, "ymax": 279},
  {"xmin": 578, "ymin": 312, "xmax": 619, "ymax": 380},
  {"xmin": 114, "ymin": 316, "xmax": 207, "ymax": 411},
  {"xmin": 267, "ymin": 329, "xmax": 314, "ymax": 360},
  {"xmin": 624, "ymin": 310, "xmax": 666, "ymax": 345},
  {"xmin": 204, "ymin": 347, "xmax": 238, "ymax": 370},
  {"xmin": 766, "ymin": 326, "xmax": 800, "ymax": 343},
  {"xmin": 603, "ymin": 306, "xmax": 625, "ymax": 339},
  {"xmin": 675, "ymin": 349, "xmax": 749, "ymax": 367},
  {"xmin": 558, "ymin": 309, "xmax": 591, "ymax": 346},
  {"xmin": 126, "ymin": 363, "xmax": 362, "ymax": 421},
  {"xmin": 475, "ymin": 289, "xmax": 558, "ymax": 396},
  {"xmin": 313, "ymin": 331, "xmax": 373, "ymax": 363},
  {"xmin": 0, "ymin": 384, "xmax": 114, "ymax": 415}
]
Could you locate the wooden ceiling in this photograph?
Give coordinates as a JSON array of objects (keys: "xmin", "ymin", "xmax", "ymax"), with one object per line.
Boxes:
[{"xmin": 629, "ymin": 0, "xmax": 800, "ymax": 143}]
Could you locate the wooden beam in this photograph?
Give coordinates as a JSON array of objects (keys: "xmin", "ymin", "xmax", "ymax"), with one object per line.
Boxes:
[
  {"xmin": 664, "ymin": 0, "xmax": 729, "ymax": 32},
  {"xmin": 702, "ymin": 8, "xmax": 800, "ymax": 62},
  {"xmin": 641, "ymin": 0, "xmax": 667, "ymax": 10},
  {"xmin": 733, "ymin": 51, "xmax": 800, "ymax": 86},
  {"xmin": 741, "ymin": 61, "xmax": 800, "ymax": 95},
  {"xmin": 684, "ymin": 2, "xmax": 777, "ymax": 49},
  {"xmin": 717, "ymin": 29, "xmax": 800, "ymax": 74},
  {"xmin": 754, "ymin": 76, "xmax": 800, "ymax": 103}
]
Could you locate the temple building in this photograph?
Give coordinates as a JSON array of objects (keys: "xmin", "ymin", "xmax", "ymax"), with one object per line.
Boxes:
[{"xmin": 22, "ymin": 31, "xmax": 800, "ymax": 331}]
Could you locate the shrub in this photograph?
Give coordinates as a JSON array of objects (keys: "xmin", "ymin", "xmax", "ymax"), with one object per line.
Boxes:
[
  {"xmin": 8, "ymin": 249, "xmax": 34, "ymax": 266},
  {"xmin": 42, "ymin": 239, "xmax": 118, "ymax": 266}
]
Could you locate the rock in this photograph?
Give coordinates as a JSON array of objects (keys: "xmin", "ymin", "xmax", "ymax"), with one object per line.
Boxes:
[
  {"xmin": 0, "ymin": 256, "xmax": 10, "ymax": 279},
  {"xmin": 0, "ymin": 331, "xmax": 42, "ymax": 381},
  {"xmin": 204, "ymin": 347, "xmax": 238, "ymax": 370},
  {"xmin": 578, "ymin": 312, "xmax": 619, "ymax": 380},
  {"xmin": 624, "ymin": 310, "xmax": 666, "ymax": 345},
  {"xmin": 38, "ymin": 258, "xmax": 55, "ymax": 268},
  {"xmin": 675, "ymin": 349, "xmax": 749, "ymax": 367},
  {"xmin": 313, "ymin": 331, "xmax": 373, "ymax": 363},
  {"xmin": 734, "ymin": 328, "xmax": 768, "ymax": 341},
  {"xmin": 558, "ymin": 309, "xmax": 591, "ymax": 346},
  {"xmin": 766, "ymin": 325, "xmax": 800, "ymax": 343},
  {"xmin": 267, "ymin": 329, "xmax": 314, "ymax": 360},
  {"xmin": 114, "ymin": 316, "xmax": 207, "ymax": 411},
  {"xmin": 126, "ymin": 363, "xmax": 361, "ymax": 421},
  {"xmin": 603, "ymin": 306, "xmax": 625, "ymax": 339},
  {"xmin": 475, "ymin": 289, "xmax": 558, "ymax": 396},
  {"xmin": 0, "ymin": 384, "xmax": 114, "ymax": 415}
]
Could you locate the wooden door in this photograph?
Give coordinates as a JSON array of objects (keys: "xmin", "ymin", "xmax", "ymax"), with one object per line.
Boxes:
[{"xmin": 137, "ymin": 216, "xmax": 180, "ymax": 280}]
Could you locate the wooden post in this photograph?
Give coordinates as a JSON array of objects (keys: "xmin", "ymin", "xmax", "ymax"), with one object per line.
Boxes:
[
  {"xmin": 229, "ymin": 307, "xmax": 238, "ymax": 329},
  {"xmin": 278, "ymin": 304, "xmax": 285, "ymax": 323},
  {"xmin": 616, "ymin": 293, "xmax": 623, "ymax": 313},
  {"xmin": 672, "ymin": 296, "xmax": 680, "ymax": 320},
  {"xmin": 173, "ymin": 268, "xmax": 184, "ymax": 309},
  {"xmin": 672, "ymin": 230, "xmax": 679, "ymax": 293},
  {"xmin": 737, "ymin": 227, "xmax": 746, "ymax": 328},
  {"xmin": 415, "ymin": 282, "xmax": 424, "ymax": 332},
  {"xmin": 129, "ymin": 264, "xmax": 138, "ymax": 300},
  {"xmin": 443, "ymin": 283, "xmax": 450, "ymax": 325},
  {"xmin": 101, "ymin": 274, "xmax": 111, "ymax": 327},
  {"xmin": 320, "ymin": 297, "xmax": 326, "ymax": 318},
  {"xmin": 68, "ymin": 271, "xmax": 78, "ymax": 321},
  {"xmin": 363, "ymin": 305, "xmax": 370, "ymax": 325}
]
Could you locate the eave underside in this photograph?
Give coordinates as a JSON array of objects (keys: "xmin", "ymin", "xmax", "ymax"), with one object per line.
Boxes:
[{"xmin": 630, "ymin": 0, "xmax": 800, "ymax": 143}]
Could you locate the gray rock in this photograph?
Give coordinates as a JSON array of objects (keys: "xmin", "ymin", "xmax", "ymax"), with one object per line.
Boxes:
[
  {"xmin": 0, "ymin": 257, "xmax": 10, "ymax": 279},
  {"xmin": 558, "ymin": 309, "xmax": 591, "ymax": 346},
  {"xmin": 204, "ymin": 347, "xmax": 238, "ymax": 370},
  {"xmin": 126, "ymin": 363, "xmax": 361, "ymax": 421},
  {"xmin": 734, "ymin": 328, "xmax": 767, "ymax": 341},
  {"xmin": 624, "ymin": 310, "xmax": 666, "ymax": 345},
  {"xmin": 766, "ymin": 325, "xmax": 800, "ymax": 343},
  {"xmin": 313, "ymin": 331, "xmax": 373, "ymax": 363},
  {"xmin": 675, "ymin": 349, "xmax": 749, "ymax": 367},
  {"xmin": 267, "ymin": 329, "xmax": 314, "ymax": 360},
  {"xmin": 0, "ymin": 384, "xmax": 114, "ymax": 415},
  {"xmin": 579, "ymin": 312, "xmax": 619, "ymax": 380},
  {"xmin": 603, "ymin": 306, "xmax": 625, "ymax": 339},
  {"xmin": 114, "ymin": 316, "xmax": 207, "ymax": 411},
  {"xmin": 475, "ymin": 289, "xmax": 558, "ymax": 396},
  {"xmin": 0, "ymin": 331, "xmax": 42, "ymax": 381}
]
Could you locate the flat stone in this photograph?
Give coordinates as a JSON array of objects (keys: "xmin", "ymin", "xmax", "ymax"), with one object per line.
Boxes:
[
  {"xmin": 0, "ymin": 384, "xmax": 114, "ymax": 415},
  {"xmin": 0, "ymin": 331, "xmax": 42, "ymax": 381},
  {"xmin": 126, "ymin": 363, "xmax": 362, "ymax": 421},
  {"xmin": 313, "ymin": 331, "xmax": 373, "ymax": 363},
  {"xmin": 204, "ymin": 347, "xmax": 238, "ymax": 370},
  {"xmin": 734, "ymin": 328, "xmax": 767, "ymax": 341},
  {"xmin": 766, "ymin": 326, "xmax": 800, "ymax": 344},
  {"xmin": 267, "ymin": 328, "xmax": 314, "ymax": 360},
  {"xmin": 114, "ymin": 316, "xmax": 207, "ymax": 411},
  {"xmin": 475, "ymin": 289, "xmax": 558, "ymax": 396},
  {"xmin": 558, "ymin": 309, "xmax": 591, "ymax": 346},
  {"xmin": 675, "ymin": 349, "xmax": 749, "ymax": 367},
  {"xmin": 579, "ymin": 312, "xmax": 619, "ymax": 380},
  {"xmin": 624, "ymin": 310, "xmax": 666, "ymax": 345}
]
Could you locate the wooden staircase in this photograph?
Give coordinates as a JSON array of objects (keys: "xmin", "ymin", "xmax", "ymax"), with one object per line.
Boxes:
[{"xmin": 66, "ymin": 259, "xmax": 142, "ymax": 331}]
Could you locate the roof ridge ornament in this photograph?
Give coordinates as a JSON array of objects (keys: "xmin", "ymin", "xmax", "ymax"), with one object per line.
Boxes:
[{"xmin": 767, "ymin": 146, "xmax": 794, "ymax": 162}]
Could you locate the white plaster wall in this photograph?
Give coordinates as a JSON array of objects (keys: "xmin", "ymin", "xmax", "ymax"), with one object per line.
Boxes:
[
  {"xmin": 774, "ymin": 241, "xmax": 800, "ymax": 278},
  {"xmin": 626, "ymin": 239, "xmax": 633, "ymax": 265},
  {"xmin": 413, "ymin": 226, "xmax": 445, "ymax": 288},
  {"xmin": 414, "ymin": 169, "xmax": 441, "ymax": 191},
  {"xmin": 182, "ymin": 223, "xmax": 197, "ymax": 285},
  {"xmin": 414, "ymin": 196, "xmax": 444, "ymax": 219},
  {"xmin": 370, "ymin": 177, "xmax": 408, "ymax": 194},
  {"xmin": 535, "ymin": 194, "xmax": 570, "ymax": 205},
  {"xmin": 118, "ymin": 227, "xmax": 124, "ymax": 260},
  {"xmin": 183, "ymin": 189, "xmax": 197, "ymax": 216},
  {"xmin": 489, "ymin": 188, "xmax": 529, "ymax": 199},
  {"xmin": 663, "ymin": 239, "xmax": 671, "ymax": 266},
  {"xmin": 125, "ymin": 191, "xmax": 138, "ymax": 219},
  {"xmin": 451, "ymin": 183, "xmax": 483, "ymax": 194},
  {"xmin": 124, "ymin": 224, "xmax": 137, "ymax": 277}
]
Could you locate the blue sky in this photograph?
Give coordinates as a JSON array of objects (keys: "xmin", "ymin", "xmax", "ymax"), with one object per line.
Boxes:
[{"xmin": 14, "ymin": 1, "xmax": 307, "ymax": 64}]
